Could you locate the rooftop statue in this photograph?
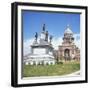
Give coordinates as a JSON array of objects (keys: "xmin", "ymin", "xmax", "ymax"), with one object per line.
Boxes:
[
  {"xmin": 45, "ymin": 31, "xmax": 48, "ymax": 42},
  {"xmin": 49, "ymin": 35, "xmax": 53, "ymax": 44},
  {"xmin": 43, "ymin": 24, "xmax": 45, "ymax": 31},
  {"xmin": 40, "ymin": 24, "xmax": 46, "ymax": 40},
  {"xmin": 35, "ymin": 32, "xmax": 38, "ymax": 42}
]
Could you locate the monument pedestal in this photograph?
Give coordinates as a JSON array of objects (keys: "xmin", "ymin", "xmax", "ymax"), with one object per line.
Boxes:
[
  {"xmin": 24, "ymin": 54, "xmax": 55, "ymax": 65},
  {"xmin": 24, "ymin": 24, "xmax": 56, "ymax": 65}
]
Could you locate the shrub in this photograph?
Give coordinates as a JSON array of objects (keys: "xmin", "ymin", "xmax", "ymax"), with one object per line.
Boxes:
[{"xmin": 56, "ymin": 61, "xmax": 63, "ymax": 64}]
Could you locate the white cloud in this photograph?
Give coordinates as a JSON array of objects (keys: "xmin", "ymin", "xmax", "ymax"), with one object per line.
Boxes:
[
  {"xmin": 23, "ymin": 37, "xmax": 40, "ymax": 56},
  {"xmin": 52, "ymin": 37, "xmax": 63, "ymax": 50},
  {"xmin": 23, "ymin": 38, "xmax": 34, "ymax": 56},
  {"xmin": 73, "ymin": 33, "xmax": 80, "ymax": 49},
  {"xmin": 23, "ymin": 33, "xmax": 80, "ymax": 55}
]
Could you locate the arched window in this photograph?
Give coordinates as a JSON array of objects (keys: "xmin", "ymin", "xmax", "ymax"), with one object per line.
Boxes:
[{"xmin": 64, "ymin": 49, "xmax": 70, "ymax": 60}]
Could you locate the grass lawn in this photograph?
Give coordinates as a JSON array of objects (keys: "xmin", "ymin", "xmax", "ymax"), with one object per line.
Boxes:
[{"xmin": 23, "ymin": 61, "xmax": 80, "ymax": 77}]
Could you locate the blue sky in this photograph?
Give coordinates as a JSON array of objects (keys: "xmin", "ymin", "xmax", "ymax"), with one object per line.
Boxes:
[
  {"xmin": 22, "ymin": 10, "xmax": 80, "ymax": 55},
  {"xmin": 22, "ymin": 10, "xmax": 80, "ymax": 41}
]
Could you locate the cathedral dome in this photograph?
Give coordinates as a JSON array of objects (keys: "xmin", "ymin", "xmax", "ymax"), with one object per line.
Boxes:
[{"xmin": 64, "ymin": 25, "xmax": 73, "ymax": 35}]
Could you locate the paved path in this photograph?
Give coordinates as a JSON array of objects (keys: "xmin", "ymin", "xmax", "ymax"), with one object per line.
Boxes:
[{"xmin": 64, "ymin": 70, "xmax": 80, "ymax": 77}]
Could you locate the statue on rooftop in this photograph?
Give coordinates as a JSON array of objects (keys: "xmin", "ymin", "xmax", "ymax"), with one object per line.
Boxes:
[
  {"xmin": 45, "ymin": 31, "xmax": 48, "ymax": 42},
  {"xmin": 35, "ymin": 32, "xmax": 38, "ymax": 42},
  {"xmin": 49, "ymin": 35, "xmax": 53, "ymax": 44},
  {"xmin": 43, "ymin": 24, "xmax": 45, "ymax": 31}
]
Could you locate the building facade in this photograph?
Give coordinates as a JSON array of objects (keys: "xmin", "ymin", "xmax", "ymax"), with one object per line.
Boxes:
[
  {"xmin": 58, "ymin": 25, "xmax": 80, "ymax": 61},
  {"xmin": 24, "ymin": 24, "xmax": 80, "ymax": 65}
]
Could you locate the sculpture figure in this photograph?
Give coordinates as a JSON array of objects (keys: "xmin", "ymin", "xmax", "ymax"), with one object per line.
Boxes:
[
  {"xmin": 45, "ymin": 31, "xmax": 48, "ymax": 42},
  {"xmin": 49, "ymin": 35, "xmax": 53, "ymax": 43},
  {"xmin": 35, "ymin": 32, "xmax": 38, "ymax": 42},
  {"xmin": 43, "ymin": 24, "xmax": 45, "ymax": 31}
]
